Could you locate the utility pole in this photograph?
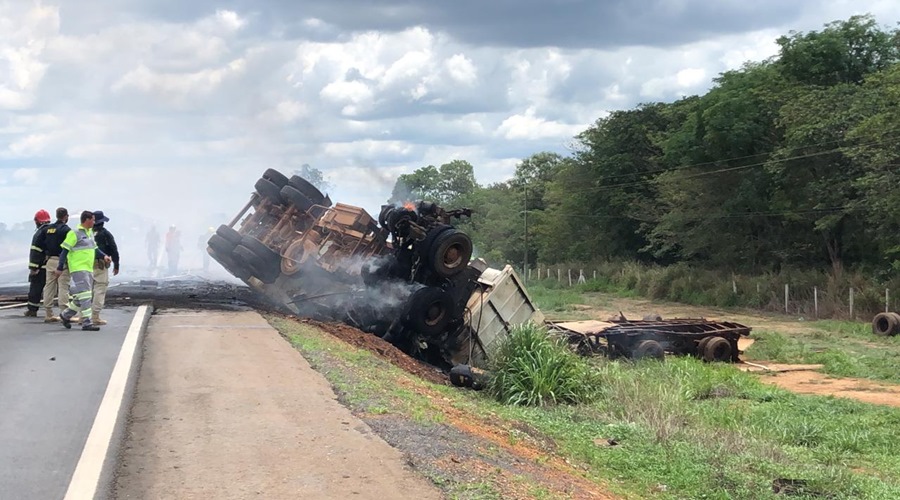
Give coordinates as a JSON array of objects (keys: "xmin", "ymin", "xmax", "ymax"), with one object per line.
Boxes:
[{"xmin": 523, "ymin": 185, "xmax": 528, "ymax": 286}]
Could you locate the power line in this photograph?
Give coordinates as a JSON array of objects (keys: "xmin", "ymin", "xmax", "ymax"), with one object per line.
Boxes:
[{"xmin": 554, "ymin": 136, "xmax": 897, "ymax": 196}]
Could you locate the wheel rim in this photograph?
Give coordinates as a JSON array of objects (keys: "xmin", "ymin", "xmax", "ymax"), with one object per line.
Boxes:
[
  {"xmin": 424, "ymin": 301, "xmax": 446, "ymax": 326},
  {"xmin": 443, "ymin": 243, "xmax": 463, "ymax": 268}
]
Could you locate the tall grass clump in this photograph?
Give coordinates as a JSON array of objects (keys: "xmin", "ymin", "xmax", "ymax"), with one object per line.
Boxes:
[{"xmin": 487, "ymin": 322, "xmax": 599, "ymax": 406}]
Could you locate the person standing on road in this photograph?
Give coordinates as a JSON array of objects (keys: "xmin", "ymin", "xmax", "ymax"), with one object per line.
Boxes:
[
  {"xmin": 91, "ymin": 210, "xmax": 119, "ymax": 326},
  {"xmin": 39, "ymin": 207, "xmax": 72, "ymax": 323},
  {"xmin": 165, "ymin": 225, "xmax": 182, "ymax": 276},
  {"xmin": 146, "ymin": 225, "xmax": 160, "ymax": 270},
  {"xmin": 25, "ymin": 209, "xmax": 52, "ymax": 317},
  {"xmin": 55, "ymin": 211, "xmax": 110, "ymax": 331}
]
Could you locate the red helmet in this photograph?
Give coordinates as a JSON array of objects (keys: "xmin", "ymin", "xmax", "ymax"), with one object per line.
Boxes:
[{"xmin": 34, "ymin": 209, "xmax": 51, "ymax": 223}]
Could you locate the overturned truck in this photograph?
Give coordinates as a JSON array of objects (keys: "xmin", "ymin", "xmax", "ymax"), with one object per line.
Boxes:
[
  {"xmin": 208, "ymin": 169, "xmax": 751, "ymax": 374},
  {"xmin": 206, "ymin": 169, "xmax": 544, "ymax": 370}
]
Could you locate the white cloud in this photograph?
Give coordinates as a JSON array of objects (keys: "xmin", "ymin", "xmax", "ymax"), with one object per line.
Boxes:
[
  {"xmin": 497, "ymin": 107, "xmax": 584, "ymax": 141},
  {"xmin": 445, "ymin": 54, "xmax": 477, "ymax": 85}
]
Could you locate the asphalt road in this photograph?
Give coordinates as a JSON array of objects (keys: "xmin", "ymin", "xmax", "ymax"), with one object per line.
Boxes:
[{"xmin": 0, "ymin": 306, "xmax": 136, "ymax": 500}]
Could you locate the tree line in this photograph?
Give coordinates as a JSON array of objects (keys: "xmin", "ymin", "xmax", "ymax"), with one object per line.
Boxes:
[{"xmin": 389, "ymin": 15, "xmax": 900, "ymax": 280}]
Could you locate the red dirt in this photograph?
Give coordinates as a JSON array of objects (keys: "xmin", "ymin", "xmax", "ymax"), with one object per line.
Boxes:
[{"xmin": 292, "ymin": 317, "xmax": 450, "ymax": 386}]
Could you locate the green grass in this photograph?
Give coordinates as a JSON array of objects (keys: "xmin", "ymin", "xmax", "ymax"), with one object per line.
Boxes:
[
  {"xmin": 269, "ymin": 315, "xmax": 900, "ymax": 499},
  {"xmin": 744, "ymin": 322, "xmax": 900, "ymax": 383},
  {"xmin": 488, "ymin": 322, "xmax": 600, "ymax": 406}
]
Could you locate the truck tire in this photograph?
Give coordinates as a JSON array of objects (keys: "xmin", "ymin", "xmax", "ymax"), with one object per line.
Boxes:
[
  {"xmin": 280, "ymin": 185, "xmax": 314, "ymax": 213},
  {"xmin": 233, "ymin": 245, "xmax": 280, "ymax": 284},
  {"xmin": 255, "ymin": 178, "xmax": 284, "ymax": 204},
  {"xmin": 241, "ymin": 235, "xmax": 281, "ymax": 263},
  {"xmin": 405, "ymin": 286, "xmax": 454, "ymax": 337},
  {"xmin": 891, "ymin": 313, "xmax": 900, "ymax": 335},
  {"xmin": 872, "ymin": 313, "xmax": 895, "ymax": 336},
  {"xmin": 208, "ymin": 247, "xmax": 251, "ymax": 281},
  {"xmin": 417, "ymin": 224, "xmax": 452, "ymax": 258},
  {"xmin": 208, "ymin": 234, "xmax": 236, "ymax": 256},
  {"xmin": 216, "ymin": 225, "xmax": 242, "ymax": 245},
  {"xmin": 703, "ymin": 337, "xmax": 732, "ymax": 362},
  {"xmin": 262, "ymin": 169, "xmax": 289, "ymax": 188},
  {"xmin": 632, "ymin": 340, "xmax": 664, "ymax": 361},
  {"xmin": 288, "ymin": 175, "xmax": 329, "ymax": 206},
  {"xmin": 428, "ymin": 229, "xmax": 473, "ymax": 278}
]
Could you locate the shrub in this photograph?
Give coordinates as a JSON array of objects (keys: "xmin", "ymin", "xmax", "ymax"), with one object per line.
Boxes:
[{"xmin": 487, "ymin": 322, "xmax": 599, "ymax": 406}]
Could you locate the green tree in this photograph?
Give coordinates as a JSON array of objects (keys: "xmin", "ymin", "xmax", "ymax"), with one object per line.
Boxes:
[
  {"xmin": 389, "ymin": 160, "xmax": 478, "ymax": 206},
  {"xmin": 293, "ymin": 164, "xmax": 333, "ymax": 193}
]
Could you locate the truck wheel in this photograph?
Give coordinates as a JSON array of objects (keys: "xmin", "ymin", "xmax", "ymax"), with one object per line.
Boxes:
[
  {"xmin": 208, "ymin": 234, "xmax": 236, "ymax": 256},
  {"xmin": 255, "ymin": 178, "xmax": 285, "ymax": 205},
  {"xmin": 632, "ymin": 340, "xmax": 664, "ymax": 361},
  {"xmin": 216, "ymin": 225, "xmax": 242, "ymax": 246},
  {"xmin": 208, "ymin": 247, "xmax": 252, "ymax": 281},
  {"xmin": 233, "ymin": 245, "xmax": 280, "ymax": 284},
  {"xmin": 280, "ymin": 185, "xmax": 314, "ymax": 213},
  {"xmin": 417, "ymin": 224, "xmax": 452, "ymax": 258},
  {"xmin": 872, "ymin": 312, "xmax": 899, "ymax": 336},
  {"xmin": 241, "ymin": 236, "xmax": 281, "ymax": 262},
  {"xmin": 405, "ymin": 287, "xmax": 454, "ymax": 337},
  {"xmin": 288, "ymin": 175, "xmax": 329, "ymax": 206},
  {"xmin": 703, "ymin": 337, "xmax": 732, "ymax": 362},
  {"xmin": 428, "ymin": 229, "xmax": 473, "ymax": 278},
  {"xmin": 262, "ymin": 169, "xmax": 289, "ymax": 188},
  {"xmin": 280, "ymin": 239, "xmax": 306, "ymax": 276}
]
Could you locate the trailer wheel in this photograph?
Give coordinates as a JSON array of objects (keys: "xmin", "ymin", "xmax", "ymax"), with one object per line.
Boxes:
[
  {"xmin": 405, "ymin": 287, "xmax": 454, "ymax": 337},
  {"xmin": 696, "ymin": 336, "xmax": 713, "ymax": 357},
  {"xmin": 288, "ymin": 175, "xmax": 329, "ymax": 206},
  {"xmin": 428, "ymin": 229, "xmax": 473, "ymax": 278},
  {"xmin": 216, "ymin": 225, "xmax": 242, "ymax": 246},
  {"xmin": 280, "ymin": 185, "xmax": 314, "ymax": 213},
  {"xmin": 255, "ymin": 178, "xmax": 284, "ymax": 204},
  {"xmin": 632, "ymin": 340, "xmax": 665, "ymax": 361},
  {"xmin": 262, "ymin": 169, "xmax": 289, "ymax": 188},
  {"xmin": 872, "ymin": 312, "xmax": 899, "ymax": 336},
  {"xmin": 703, "ymin": 337, "xmax": 732, "ymax": 362}
]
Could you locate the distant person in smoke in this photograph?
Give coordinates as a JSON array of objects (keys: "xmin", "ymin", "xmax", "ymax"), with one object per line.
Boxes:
[
  {"xmin": 165, "ymin": 225, "xmax": 182, "ymax": 276},
  {"xmin": 198, "ymin": 227, "xmax": 214, "ymax": 274},
  {"xmin": 146, "ymin": 225, "xmax": 160, "ymax": 270}
]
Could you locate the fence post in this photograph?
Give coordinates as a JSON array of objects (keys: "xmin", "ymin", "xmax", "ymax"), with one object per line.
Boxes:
[
  {"xmin": 784, "ymin": 284, "xmax": 789, "ymax": 314},
  {"xmin": 557, "ymin": 269, "xmax": 561, "ymax": 282},
  {"xmin": 887, "ymin": 288, "xmax": 890, "ymax": 313},
  {"xmin": 849, "ymin": 288, "xmax": 854, "ymax": 320},
  {"xmin": 547, "ymin": 268, "xmax": 550, "ymax": 279},
  {"xmin": 593, "ymin": 270, "xmax": 597, "ymax": 280},
  {"xmin": 568, "ymin": 269, "xmax": 572, "ymax": 287},
  {"xmin": 578, "ymin": 269, "xmax": 586, "ymax": 284},
  {"xmin": 732, "ymin": 279, "xmax": 737, "ymax": 294},
  {"xmin": 814, "ymin": 286, "xmax": 818, "ymax": 319}
]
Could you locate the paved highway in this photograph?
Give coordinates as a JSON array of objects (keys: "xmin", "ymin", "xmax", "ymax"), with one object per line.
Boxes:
[{"xmin": 0, "ymin": 306, "xmax": 137, "ymax": 500}]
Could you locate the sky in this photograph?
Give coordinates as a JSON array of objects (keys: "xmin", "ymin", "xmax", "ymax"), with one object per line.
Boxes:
[{"xmin": 1, "ymin": 0, "xmax": 899, "ymax": 243}]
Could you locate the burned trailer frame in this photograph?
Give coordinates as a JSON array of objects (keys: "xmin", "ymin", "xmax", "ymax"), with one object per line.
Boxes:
[{"xmin": 548, "ymin": 317, "xmax": 752, "ymax": 362}]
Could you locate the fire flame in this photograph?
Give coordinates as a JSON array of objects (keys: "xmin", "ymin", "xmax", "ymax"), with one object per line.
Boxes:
[{"xmin": 403, "ymin": 201, "xmax": 415, "ymax": 211}]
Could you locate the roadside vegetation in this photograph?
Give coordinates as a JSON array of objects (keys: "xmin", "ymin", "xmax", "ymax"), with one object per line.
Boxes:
[{"xmin": 270, "ymin": 314, "xmax": 900, "ymax": 499}]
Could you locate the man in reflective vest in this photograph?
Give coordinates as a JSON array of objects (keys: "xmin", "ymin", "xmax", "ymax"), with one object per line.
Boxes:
[
  {"xmin": 25, "ymin": 209, "xmax": 52, "ymax": 316},
  {"xmin": 55, "ymin": 211, "xmax": 111, "ymax": 331}
]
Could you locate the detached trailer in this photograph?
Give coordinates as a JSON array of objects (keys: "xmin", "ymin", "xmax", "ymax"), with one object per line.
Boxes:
[{"xmin": 548, "ymin": 317, "xmax": 751, "ymax": 362}]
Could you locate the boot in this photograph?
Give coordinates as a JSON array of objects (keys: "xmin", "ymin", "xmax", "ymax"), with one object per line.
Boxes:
[
  {"xmin": 24, "ymin": 309, "xmax": 37, "ymax": 317},
  {"xmin": 45, "ymin": 310, "xmax": 60, "ymax": 323},
  {"xmin": 82, "ymin": 324, "xmax": 100, "ymax": 331},
  {"xmin": 91, "ymin": 314, "xmax": 108, "ymax": 326}
]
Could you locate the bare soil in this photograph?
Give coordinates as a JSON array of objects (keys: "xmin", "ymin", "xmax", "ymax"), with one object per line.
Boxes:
[{"xmin": 737, "ymin": 363, "xmax": 900, "ymax": 408}]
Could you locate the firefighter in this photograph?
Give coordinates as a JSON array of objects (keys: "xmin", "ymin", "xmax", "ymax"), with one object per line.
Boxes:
[
  {"xmin": 25, "ymin": 209, "xmax": 52, "ymax": 317},
  {"xmin": 91, "ymin": 210, "xmax": 119, "ymax": 326},
  {"xmin": 55, "ymin": 210, "xmax": 110, "ymax": 331},
  {"xmin": 40, "ymin": 207, "xmax": 72, "ymax": 322}
]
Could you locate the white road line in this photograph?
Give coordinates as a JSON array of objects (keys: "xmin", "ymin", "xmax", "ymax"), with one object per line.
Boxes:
[{"xmin": 63, "ymin": 305, "xmax": 152, "ymax": 500}]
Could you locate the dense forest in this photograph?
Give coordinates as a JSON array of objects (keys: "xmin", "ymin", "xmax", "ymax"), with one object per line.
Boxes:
[{"xmin": 390, "ymin": 15, "xmax": 900, "ymax": 289}]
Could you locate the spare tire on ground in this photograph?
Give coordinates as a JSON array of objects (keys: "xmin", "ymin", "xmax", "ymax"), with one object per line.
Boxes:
[{"xmin": 872, "ymin": 312, "xmax": 900, "ymax": 336}]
